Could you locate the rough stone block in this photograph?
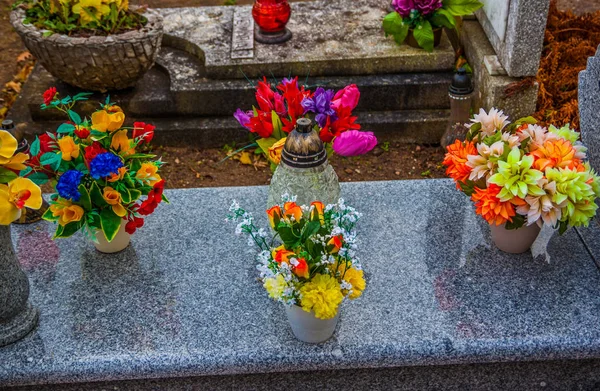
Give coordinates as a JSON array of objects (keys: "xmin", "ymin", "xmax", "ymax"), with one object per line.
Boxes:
[{"xmin": 579, "ymin": 44, "xmax": 600, "ymax": 174}]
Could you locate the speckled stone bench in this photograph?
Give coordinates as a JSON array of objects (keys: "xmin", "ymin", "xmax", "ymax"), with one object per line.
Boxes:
[{"xmin": 2, "ymin": 180, "xmax": 600, "ymax": 391}]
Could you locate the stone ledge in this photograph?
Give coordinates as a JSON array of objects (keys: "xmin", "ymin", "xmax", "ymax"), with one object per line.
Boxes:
[
  {"xmin": 160, "ymin": 0, "xmax": 455, "ymax": 79},
  {"xmin": 2, "ymin": 180, "xmax": 600, "ymax": 388}
]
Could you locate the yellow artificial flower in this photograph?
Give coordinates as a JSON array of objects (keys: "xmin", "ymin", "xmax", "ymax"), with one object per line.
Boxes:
[
  {"xmin": 49, "ymin": 198, "xmax": 85, "ymax": 226},
  {"xmin": 108, "ymin": 166, "xmax": 127, "ymax": 183},
  {"xmin": 58, "ymin": 136, "xmax": 80, "ymax": 161},
  {"xmin": 102, "ymin": 186, "xmax": 127, "ymax": 217},
  {"xmin": 91, "ymin": 109, "xmax": 125, "ymax": 133},
  {"xmin": 0, "ymin": 130, "xmax": 18, "ymax": 163},
  {"xmin": 0, "ymin": 153, "xmax": 29, "ymax": 171},
  {"xmin": 136, "ymin": 163, "xmax": 161, "ymax": 186},
  {"xmin": 268, "ymin": 138, "xmax": 286, "ymax": 165},
  {"xmin": 72, "ymin": 0, "xmax": 111, "ymax": 24},
  {"xmin": 104, "ymin": 0, "xmax": 128, "ymax": 11},
  {"xmin": 110, "ymin": 130, "xmax": 134, "ymax": 156},
  {"xmin": 299, "ymin": 274, "xmax": 343, "ymax": 319},
  {"xmin": 263, "ymin": 274, "xmax": 287, "ymax": 300},
  {"xmin": 339, "ymin": 264, "xmax": 366, "ymax": 300},
  {"xmin": 0, "ymin": 178, "xmax": 42, "ymax": 225}
]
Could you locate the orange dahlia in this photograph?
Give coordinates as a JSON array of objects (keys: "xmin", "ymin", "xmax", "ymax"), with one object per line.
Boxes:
[
  {"xmin": 443, "ymin": 140, "xmax": 477, "ymax": 187},
  {"xmin": 530, "ymin": 139, "xmax": 581, "ymax": 171},
  {"xmin": 471, "ymin": 184, "xmax": 519, "ymax": 225}
]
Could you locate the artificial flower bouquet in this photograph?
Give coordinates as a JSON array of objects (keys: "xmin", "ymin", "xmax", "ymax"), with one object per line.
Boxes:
[
  {"xmin": 26, "ymin": 88, "xmax": 167, "ymax": 245},
  {"xmin": 227, "ymin": 196, "xmax": 365, "ymax": 334},
  {"xmin": 383, "ymin": 0, "xmax": 483, "ymax": 51},
  {"xmin": 233, "ymin": 77, "xmax": 377, "ymax": 168},
  {"xmin": 0, "ymin": 130, "xmax": 42, "ymax": 225},
  {"xmin": 14, "ymin": 0, "xmax": 147, "ymax": 35},
  {"xmin": 443, "ymin": 108, "xmax": 600, "ymax": 235}
]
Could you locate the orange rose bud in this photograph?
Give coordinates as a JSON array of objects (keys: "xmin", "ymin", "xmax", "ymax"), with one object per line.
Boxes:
[
  {"xmin": 266, "ymin": 205, "xmax": 282, "ymax": 229},
  {"xmin": 327, "ymin": 235, "xmax": 344, "ymax": 254},
  {"xmin": 274, "ymin": 249, "xmax": 295, "ymax": 265},
  {"xmin": 283, "ymin": 201, "xmax": 303, "ymax": 222},
  {"xmin": 310, "ymin": 201, "xmax": 325, "ymax": 225},
  {"xmin": 292, "ymin": 257, "xmax": 309, "ymax": 279}
]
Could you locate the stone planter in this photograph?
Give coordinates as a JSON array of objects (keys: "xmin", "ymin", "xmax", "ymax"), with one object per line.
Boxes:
[
  {"xmin": 10, "ymin": 8, "xmax": 163, "ymax": 92},
  {"xmin": 94, "ymin": 220, "xmax": 130, "ymax": 253},
  {"xmin": 0, "ymin": 225, "xmax": 39, "ymax": 347},
  {"xmin": 285, "ymin": 305, "xmax": 340, "ymax": 343},
  {"xmin": 490, "ymin": 223, "xmax": 541, "ymax": 254}
]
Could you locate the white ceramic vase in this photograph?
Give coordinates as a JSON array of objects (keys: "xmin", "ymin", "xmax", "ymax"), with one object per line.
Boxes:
[
  {"xmin": 94, "ymin": 220, "xmax": 130, "ymax": 253},
  {"xmin": 489, "ymin": 223, "xmax": 541, "ymax": 254},
  {"xmin": 285, "ymin": 305, "xmax": 340, "ymax": 343}
]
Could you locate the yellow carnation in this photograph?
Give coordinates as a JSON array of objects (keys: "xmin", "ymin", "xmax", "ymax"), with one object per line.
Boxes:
[
  {"xmin": 263, "ymin": 274, "xmax": 287, "ymax": 300},
  {"xmin": 299, "ymin": 274, "xmax": 343, "ymax": 319},
  {"xmin": 340, "ymin": 265, "xmax": 366, "ymax": 300}
]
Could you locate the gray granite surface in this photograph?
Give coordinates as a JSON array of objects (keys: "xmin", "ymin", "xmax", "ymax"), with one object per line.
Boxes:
[
  {"xmin": 2, "ymin": 179, "xmax": 600, "ymax": 387},
  {"xmin": 579, "ymin": 44, "xmax": 600, "ymax": 175}
]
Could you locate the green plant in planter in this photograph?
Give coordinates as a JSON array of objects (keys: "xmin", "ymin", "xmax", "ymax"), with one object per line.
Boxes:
[
  {"xmin": 383, "ymin": 0, "xmax": 483, "ymax": 52},
  {"xmin": 13, "ymin": 0, "xmax": 147, "ymax": 35}
]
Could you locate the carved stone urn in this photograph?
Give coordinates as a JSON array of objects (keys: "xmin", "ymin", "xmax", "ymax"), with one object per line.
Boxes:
[{"xmin": 0, "ymin": 225, "xmax": 39, "ymax": 346}]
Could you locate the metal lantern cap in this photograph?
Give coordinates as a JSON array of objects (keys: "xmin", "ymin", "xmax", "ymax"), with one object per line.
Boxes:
[
  {"xmin": 281, "ymin": 118, "xmax": 327, "ymax": 168},
  {"xmin": 449, "ymin": 67, "xmax": 474, "ymax": 95}
]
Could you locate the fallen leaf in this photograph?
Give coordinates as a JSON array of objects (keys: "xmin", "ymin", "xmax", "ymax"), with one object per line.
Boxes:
[
  {"xmin": 239, "ymin": 151, "xmax": 253, "ymax": 165},
  {"xmin": 174, "ymin": 158, "xmax": 181, "ymax": 164},
  {"xmin": 16, "ymin": 52, "xmax": 32, "ymax": 63},
  {"xmin": 5, "ymin": 82, "xmax": 21, "ymax": 93}
]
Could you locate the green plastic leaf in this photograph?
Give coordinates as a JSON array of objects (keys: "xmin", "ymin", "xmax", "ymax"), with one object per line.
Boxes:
[
  {"xmin": 256, "ymin": 137, "xmax": 278, "ymax": 156},
  {"xmin": 124, "ymin": 153, "xmax": 156, "ymax": 160},
  {"xmin": 129, "ymin": 189, "xmax": 142, "ymax": 202},
  {"xmin": 39, "ymin": 152, "xmax": 60, "ymax": 166},
  {"xmin": 90, "ymin": 182, "xmax": 108, "ymax": 207},
  {"xmin": 0, "ymin": 167, "xmax": 18, "ymax": 183},
  {"xmin": 383, "ymin": 12, "xmax": 409, "ymax": 44},
  {"xmin": 271, "ymin": 111, "xmax": 285, "ymax": 140},
  {"xmin": 57, "ymin": 123, "xmax": 76, "ymax": 134},
  {"xmin": 54, "ymin": 221, "xmax": 83, "ymax": 239},
  {"xmin": 68, "ymin": 110, "xmax": 82, "ymax": 125},
  {"xmin": 278, "ymin": 226, "xmax": 300, "ymax": 249},
  {"xmin": 42, "ymin": 207, "xmax": 59, "ymax": 222},
  {"xmin": 30, "ymin": 137, "xmax": 41, "ymax": 156},
  {"xmin": 442, "ymin": 0, "xmax": 484, "ymax": 16},
  {"xmin": 78, "ymin": 184, "xmax": 92, "ymax": 211},
  {"xmin": 100, "ymin": 208, "xmax": 122, "ymax": 242},
  {"xmin": 19, "ymin": 166, "xmax": 33, "ymax": 177},
  {"xmin": 413, "ymin": 20, "xmax": 435, "ymax": 52},
  {"xmin": 73, "ymin": 92, "xmax": 93, "ymax": 101},
  {"xmin": 430, "ymin": 9, "xmax": 456, "ymax": 29},
  {"xmin": 301, "ymin": 221, "xmax": 321, "ymax": 243},
  {"xmin": 505, "ymin": 214, "xmax": 526, "ymax": 230},
  {"xmin": 28, "ymin": 172, "xmax": 49, "ymax": 185},
  {"xmin": 119, "ymin": 188, "xmax": 132, "ymax": 204}
]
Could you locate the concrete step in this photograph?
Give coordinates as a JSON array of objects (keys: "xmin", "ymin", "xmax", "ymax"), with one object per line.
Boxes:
[{"xmin": 3, "ymin": 181, "xmax": 600, "ymax": 390}]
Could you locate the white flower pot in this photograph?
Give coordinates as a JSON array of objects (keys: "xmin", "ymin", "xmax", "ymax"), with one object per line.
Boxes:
[
  {"xmin": 285, "ymin": 305, "xmax": 340, "ymax": 343},
  {"xmin": 489, "ymin": 223, "xmax": 541, "ymax": 254},
  {"xmin": 94, "ymin": 220, "xmax": 130, "ymax": 254}
]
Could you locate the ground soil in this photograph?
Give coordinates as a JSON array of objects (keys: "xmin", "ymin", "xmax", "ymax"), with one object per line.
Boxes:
[{"xmin": 0, "ymin": 0, "xmax": 598, "ymax": 189}]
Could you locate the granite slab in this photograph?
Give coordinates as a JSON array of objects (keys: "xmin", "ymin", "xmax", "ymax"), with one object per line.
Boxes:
[
  {"xmin": 2, "ymin": 179, "xmax": 600, "ymax": 387},
  {"xmin": 160, "ymin": 0, "xmax": 455, "ymax": 79}
]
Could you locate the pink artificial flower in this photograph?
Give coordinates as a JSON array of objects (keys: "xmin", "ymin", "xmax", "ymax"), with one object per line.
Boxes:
[
  {"xmin": 332, "ymin": 130, "xmax": 377, "ymax": 156},
  {"xmin": 331, "ymin": 84, "xmax": 360, "ymax": 111}
]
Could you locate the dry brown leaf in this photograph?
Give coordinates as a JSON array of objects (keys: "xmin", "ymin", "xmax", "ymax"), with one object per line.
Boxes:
[
  {"xmin": 5, "ymin": 82, "xmax": 21, "ymax": 93},
  {"xmin": 16, "ymin": 52, "xmax": 32, "ymax": 63},
  {"xmin": 239, "ymin": 151, "xmax": 253, "ymax": 165}
]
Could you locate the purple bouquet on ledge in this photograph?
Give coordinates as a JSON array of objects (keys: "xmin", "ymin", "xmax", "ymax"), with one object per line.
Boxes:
[
  {"xmin": 233, "ymin": 76, "xmax": 377, "ymax": 169},
  {"xmin": 383, "ymin": 0, "xmax": 483, "ymax": 51}
]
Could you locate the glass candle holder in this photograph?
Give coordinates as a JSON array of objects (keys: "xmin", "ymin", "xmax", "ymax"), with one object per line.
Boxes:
[{"xmin": 252, "ymin": 0, "xmax": 292, "ymax": 44}]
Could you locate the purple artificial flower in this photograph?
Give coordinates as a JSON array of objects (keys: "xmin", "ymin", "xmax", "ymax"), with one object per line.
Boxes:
[
  {"xmin": 332, "ymin": 130, "xmax": 378, "ymax": 157},
  {"xmin": 416, "ymin": 0, "xmax": 442, "ymax": 16},
  {"xmin": 234, "ymin": 108, "xmax": 252, "ymax": 129},
  {"xmin": 301, "ymin": 87, "xmax": 338, "ymax": 128},
  {"xmin": 392, "ymin": 0, "xmax": 414, "ymax": 17},
  {"xmin": 392, "ymin": 0, "xmax": 442, "ymax": 17}
]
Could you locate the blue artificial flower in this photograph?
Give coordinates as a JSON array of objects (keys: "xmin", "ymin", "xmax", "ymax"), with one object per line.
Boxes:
[
  {"xmin": 56, "ymin": 170, "xmax": 83, "ymax": 201},
  {"xmin": 90, "ymin": 152, "xmax": 124, "ymax": 180},
  {"xmin": 301, "ymin": 87, "xmax": 337, "ymax": 128}
]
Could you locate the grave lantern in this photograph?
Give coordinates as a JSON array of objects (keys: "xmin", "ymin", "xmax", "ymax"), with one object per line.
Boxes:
[
  {"xmin": 267, "ymin": 118, "xmax": 340, "ymax": 208},
  {"xmin": 2, "ymin": 119, "xmax": 48, "ymax": 224},
  {"xmin": 252, "ymin": 0, "xmax": 292, "ymax": 44},
  {"xmin": 440, "ymin": 68, "xmax": 474, "ymax": 149}
]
